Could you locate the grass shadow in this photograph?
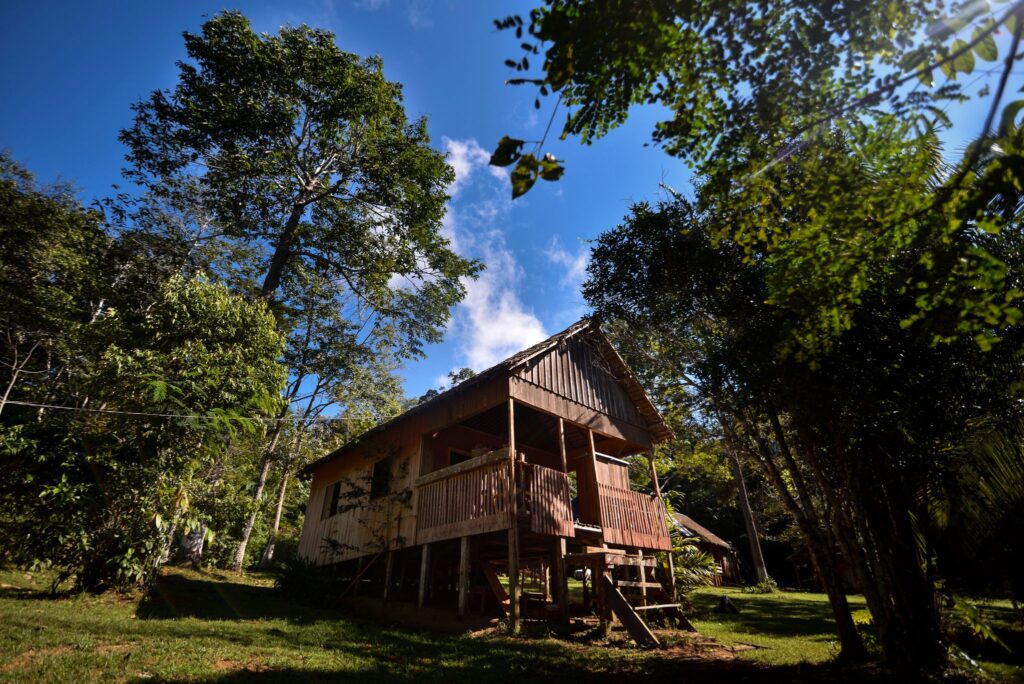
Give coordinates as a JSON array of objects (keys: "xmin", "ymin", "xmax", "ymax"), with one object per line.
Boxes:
[{"xmin": 136, "ymin": 570, "xmax": 324, "ymax": 624}]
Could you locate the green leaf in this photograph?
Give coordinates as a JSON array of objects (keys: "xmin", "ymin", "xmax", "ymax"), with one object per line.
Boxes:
[
  {"xmin": 952, "ymin": 39, "xmax": 975, "ymax": 75},
  {"xmin": 539, "ymin": 153, "xmax": 565, "ymax": 181},
  {"xmin": 972, "ymin": 27, "xmax": 998, "ymax": 62},
  {"xmin": 510, "ymin": 154, "xmax": 539, "ymax": 198},
  {"xmin": 490, "ymin": 136, "xmax": 525, "ymax": 167},
  {"xmin": 998, "ymin": 100, "xmax": 1024, "ymax": 135}
]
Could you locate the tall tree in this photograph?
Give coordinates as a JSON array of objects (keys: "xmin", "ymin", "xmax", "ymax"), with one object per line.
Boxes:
[
  {"xmin": 585, "ymin": 165, "xmax": 1023, "ymax": 668},
  {"xmin": 119, "ymin": 12, "xmax": 480, "ymax": 570},
  {"xmin": 0, "ymin": 157, "xmax": 287, "ymax": 590}
]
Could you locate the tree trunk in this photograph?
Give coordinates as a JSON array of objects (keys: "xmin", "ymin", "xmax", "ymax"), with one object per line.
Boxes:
[
  {"xmin": 805, "ymin": 532, "xmax": 868, "ymax": 663},
  {"xmin": 732, "ymin": 415, "xmax": 868, "ymax": 662},
  {"xmin": 728, "ymin": 450, "xmax": 769, "ymax": 582},
  {"xmin": 0, "ymin": 340, "xmax": 38, "ymax": 417},
  {"xmin": 231, "ymin": 429, "xmax": 283, "ymax": 572},
  {"xmin": 179, "ymin": 523, "xmax": 207, "ymax": 567},
  {"xmin": 260, "ymin": 204, "xmax": 304, "ymax": 299},
  {"xmin": 258, "ymin": 466, "xmax": 290, "ymax": 569},
  {"xmin": 850, "ymin": 461, "xmax": 945, "ymax": 671}
]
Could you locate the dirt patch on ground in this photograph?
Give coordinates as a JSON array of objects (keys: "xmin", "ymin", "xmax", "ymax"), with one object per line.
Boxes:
[
  {"xmin": 1, "ymin": 646, "xmax": 73, "ymax": 673},
  {"xmin": 212, "ymin": 658, "xmax": 273, "ymax": 673}
]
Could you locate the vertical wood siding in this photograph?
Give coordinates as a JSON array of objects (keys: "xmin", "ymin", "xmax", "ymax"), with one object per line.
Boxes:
[
  {"xmin": 597, "ymin": 483, "xmax": 672, "ymax": 551},
  {"xmin": 516, "ymin": 336, "xmax": 645, "ymax": 428},
  {"xmin": 415, "ymin": 451, "xmax": 514, "ymax": 544},
  {"xmin": 524, "ymin": 463, "xmax": 574, "ymax": 537}
]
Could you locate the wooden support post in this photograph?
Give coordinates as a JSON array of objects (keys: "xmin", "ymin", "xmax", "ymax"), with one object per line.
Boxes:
[
  {"xmin": 582, "ymin": 567, "xmax": 589, "ymax": 611},
  {"xmin": 458, "ymin": 536, "xmax": 470, "ymax": 619},
  {"xmin": 508, "ymin": 526, "xmax": 520, "ymax": 633},
  {"xmin": 554, "ymin": 416, "xmax": 571, "ymax": 625},
  {"xmin": 417, "ymin": 543, "xmax": 431, "ymax": 608},
  {"xmin": 557, "ymin": 417, "xmax": 568, "ymax": 473},
  {"xmin": 648, "ymin": 452, "xmax": 676, "ymax": 600},
  {"xmin": 554, "ymin": 537, "xmax": 569, "ymax": 624},
  {"xmin": 598, "ymin": 562, "xmax": 611, "ymax": 636},
  {"xmin": 353, "ymin": 557, "xmax": 364, "ymax": 596},
  {"xmin": 638, "ymin": 550, "xmax": 647, "ymax": 606},
  {"xmin": 507, "ymin": 396, "xmax": 521, "ymax": 634},
  {"xmin": 586, "ymin": 428, "xmax": 603, "ymax": 532},
  {"xmin": 383, "ymin": 550, "xmax": 395, "ymax": 603}
]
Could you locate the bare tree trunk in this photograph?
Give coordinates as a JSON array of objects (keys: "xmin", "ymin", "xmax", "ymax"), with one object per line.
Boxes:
[
  {"xmin": 0, "ymin": 340, "xmax": 39, "ymax": 417},
  {"xmin": 260, "ymin": 205, "xmax": 304, "ymax": 299},
  {"xmin": 728, "ymin": 450, "xmax": 768, "ymax": 583},
  {"xmin": 258, "ymin": 465, "xmax": 290, "ymax": 569},
  {"xmin": 232, "ymin": 428, "xmax": 283, "ymax": 572}
]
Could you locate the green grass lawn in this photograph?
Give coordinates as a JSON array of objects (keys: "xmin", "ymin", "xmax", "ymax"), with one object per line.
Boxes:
[
  {"xmin": 688, "ymin": 586, "xmax": 864, "ymax": 665},
  {"xmin": 0, "ymin": 567, "xmax": 1019, "ymax": 682},
  {"xmin": 688, "ymin": 586, "xmax": 1023, "ymax": 681}
]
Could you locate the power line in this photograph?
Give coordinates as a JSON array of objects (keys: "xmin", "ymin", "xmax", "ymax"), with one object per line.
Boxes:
[{"xmin": 1, "ymin": 399, "xmax": 369, "ymax": 422}]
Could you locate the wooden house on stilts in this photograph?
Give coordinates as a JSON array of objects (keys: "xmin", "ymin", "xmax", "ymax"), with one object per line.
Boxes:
[{"xmin": 297, "ymin": 319, "xmax": 682, "ymax": 641}]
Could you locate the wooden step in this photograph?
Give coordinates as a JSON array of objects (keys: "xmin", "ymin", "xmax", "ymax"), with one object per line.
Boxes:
[
  {"xmin": 565, "ymin": 552, "xmax": 657, "ymax": 567},
  {"xmin": 634, "ymin": 603, "xmax": 682, "ymax": 611},
  {"xmin": 615, "ymin": 580, "xmax": 664, "ymax": 589},
  {"xmin": 602, "ymin": 575, "xmax": 660, "ymax": 648},
  {"xmin": 481, "ymin": 562, "xmax": 509, "ymax": 617}
]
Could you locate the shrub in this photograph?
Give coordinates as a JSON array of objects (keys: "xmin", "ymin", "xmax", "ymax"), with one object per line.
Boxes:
[{"xmin": 741, "ymin": 577, "xmax": 779, "ymax": 594}]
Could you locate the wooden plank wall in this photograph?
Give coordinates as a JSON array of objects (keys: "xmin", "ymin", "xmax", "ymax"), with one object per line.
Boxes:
[
  {"xmin": 595, "ymin": 458, "xmax": 630, "ymax": 490},
  {"xmin": 516, "ymin": 336, "xmax": 644, "ymax": 427},
  {"xmin": 298, "ymin": 375, "xmax": 510, "ymax": 566},
  {"xmin": 415, "ymin": 454, "xmax": 514, "ymax": 544},
  {"xmin": 525, "ymin": 463, "xmax": 575, "ymax": 537},
  {"xmin": 298, "ymin": 424, "xmax": 418, "ymax": 565},
  {"xmin": 598, "ymin": 484, "xmax": 672, "ymax": 551},
  {"xmin": 509, "ymin": 378, "xmax": 652, "ymax": 448}
]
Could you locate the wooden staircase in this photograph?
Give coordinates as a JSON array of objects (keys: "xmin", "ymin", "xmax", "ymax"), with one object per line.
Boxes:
[{"xmin": 600, "ymin": 552, "xmax": 696, "ymax": 647}]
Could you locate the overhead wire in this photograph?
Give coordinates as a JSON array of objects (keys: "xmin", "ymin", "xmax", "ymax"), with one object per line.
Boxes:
[{"xmin": 1, "ymin": 399, "xmax": 368, "ymax": 422}]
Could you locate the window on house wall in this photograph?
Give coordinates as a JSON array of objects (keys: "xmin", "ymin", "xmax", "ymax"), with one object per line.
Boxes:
[
  {"xmin": 369, "ymin": 458, "xmax": 391, "ymax": 499},
  {"xmin": 449, "ymin": 449, "xmax": 471, "ymax": 466},
  {"xmin": 320, "ymin": 481, "xmax": 341, "ymax": 519}
]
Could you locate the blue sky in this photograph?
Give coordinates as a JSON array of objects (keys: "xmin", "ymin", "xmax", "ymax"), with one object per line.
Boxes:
[
  {"xmin": 0, "ymin": 0, "xmax": 691, "ymax": 399},
  {"xmin": 0, "ymin": 0, "xmax": 1006, "ymax": 399}
]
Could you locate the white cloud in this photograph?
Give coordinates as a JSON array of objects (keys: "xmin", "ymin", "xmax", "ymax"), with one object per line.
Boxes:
[
  {"xmin": 407, "ymin": 2, "xmax": 433, "ymax": 29},
  {"xmin": 353, "ymin": 0, "xmax": 388, "ymax": 9},
  {"xmin": 430, "ymin": 139, "xmax": 548, "ymax": 370},
  {"xmin": 456, "ymin": 233, "xmax": 548, "ymax": 369},
  {"xmin": 442, "ymin": 137, "xmax": 507, "ymax": 197},
  {"xmin": 545, "ymin": 236, "xmax": 590, "ymax": 291}
]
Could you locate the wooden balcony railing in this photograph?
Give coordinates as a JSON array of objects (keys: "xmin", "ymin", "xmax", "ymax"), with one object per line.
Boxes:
[
  {"xmin": 597, "ymin": 483, "xmax": 672, "ymax": 550},
  {"xmin": 522, "ymin": 463, "xmax": 574, "ymax": 537},
  {"xmin": 415, "ymin": 448, "xmax": 515, "ymax": 544}
]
